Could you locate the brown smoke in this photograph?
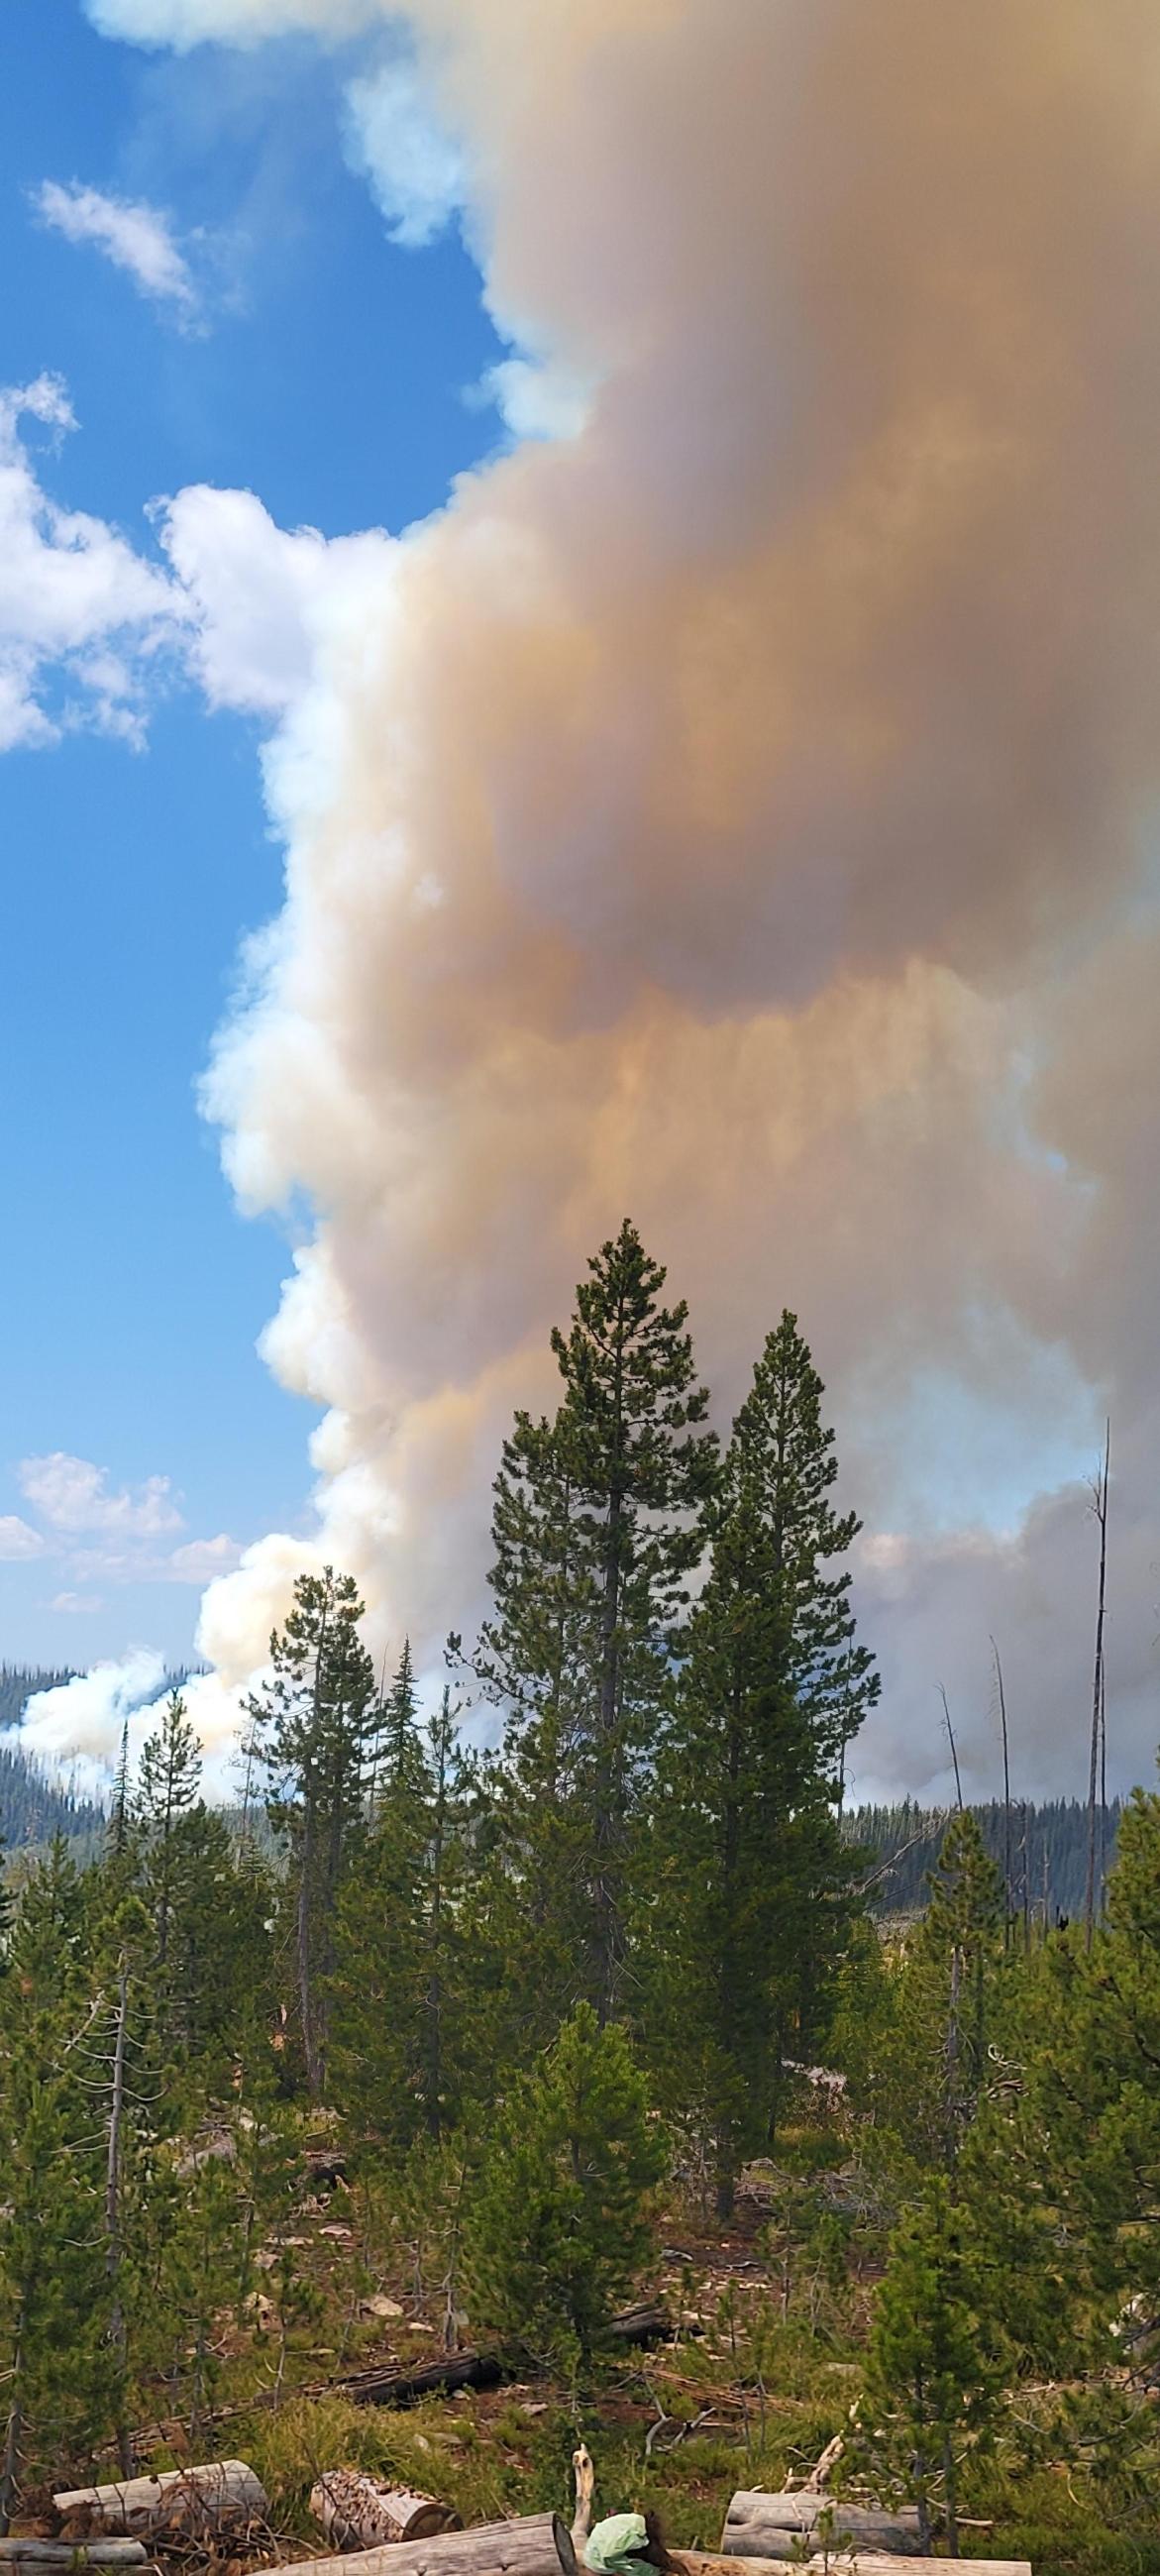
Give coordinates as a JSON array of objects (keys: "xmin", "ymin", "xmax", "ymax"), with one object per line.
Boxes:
[{"xmin": 103, "ymin": 0, "xmax": 1160, "ymax": 1795}]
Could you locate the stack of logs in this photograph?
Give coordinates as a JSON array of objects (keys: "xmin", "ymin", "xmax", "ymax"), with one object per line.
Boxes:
[{"xmin": 21, "ymin": 2447, "xmax": 1032, "ymax": 2576}]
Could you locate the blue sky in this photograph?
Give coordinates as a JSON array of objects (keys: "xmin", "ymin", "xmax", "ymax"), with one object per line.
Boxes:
[{"xmin": 0, "ymin": 0, "xmax": 502, "ymax": 1667}]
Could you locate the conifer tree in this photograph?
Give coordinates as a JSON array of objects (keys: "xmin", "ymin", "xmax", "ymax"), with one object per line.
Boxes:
[
  {"xmin": 378, "ymin": 1639, "xmax": 428, "ymax": 1800},
  {"xmin": 467, "ymin": 2001, "xmax": 665, "ymax": 2375},
  {"xmin": 868, "ymin": 1814, "xmax": 1004, "ymax": 2178},
  {"xmin": 466, "ymin": 1409, "xmax": 600, "ymax": 2054},
  {"xmin": 494, "ymin": 1223, "xmax": 715, "ymax": 2022},
  {"xmin": 0, "ymin": 1843, "xmax": 107, "ymax": 2515},
  {"xmin": 854, "ymin": 2180, "xmax": 1006, "ymax": 2552},
  {"xmin": 648, "ymin": 1491, "xmax": 855, "ymax": 2212},
  {"xmin": 136, "ymin": 1689, "xmax": 201, "ymax": 1966},
  {"xmin": 729, "ymin": 1312, "xmax": 878, "ymax": 1772},
  {"xmin": 247, "ymin": 1568, "xmax": 375, "ymax": 2095},
  {"xmin": 1023, "ymin": 1782, "xmax": 1160, "ymax": 2308}
]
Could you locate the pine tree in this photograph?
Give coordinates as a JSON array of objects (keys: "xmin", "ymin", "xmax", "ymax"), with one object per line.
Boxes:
[
  {"xmin": 378, "ymin": 1639, "xmax": 428, "ymax": 1800},
  {"xmin": 1022, "ymin": 1783, "xmax": 1160, "ymax": 2313},
  {"xmin": 853, "ymin": 2180, "xmax": 1006, "ymax": 2551},
  {"xmin": 466, "ymin": 2001, "xmax": 666, "ymax": 2375},
  {"xmin": 467, "ymin": 1409, "xmax": 599, "ymax": 2056},
  {"xmin": 648, "ymin": 1490, "xmax": 856, "ymax": 2213},
  {"xmin": 512, "ymin": 1222, "xmax": 717, "ymax": 2021},
  {"xmin": 247, "ymin": 1568, "xmax": 376, "ymax": 2096},
  {"xmin": 420, "ymin": 1682, "xmax": 475, "ymax": 2140},
  {"xmin": 729, "ymin": 1312, "xmax": 878, "ymax": 1773},
  {"xmin": 921, "ymin": 1813, "xmax": 1004, "ymax": 2167},
  {"xmin": 0, "ymin": 1845, "xmax": 113, "ymax": 2511},
  {"xmin": 136, "ymin": 1690, "xmax": 201, "ymax": 1966},
  {"xmin": 867, "ymin": 1814, "xmax": 1005, "ymax": 2179}
]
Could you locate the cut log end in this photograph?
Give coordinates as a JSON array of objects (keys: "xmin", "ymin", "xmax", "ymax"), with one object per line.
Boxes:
[{"xmin": 311, "ymin": 2475, "xmax": 461, "ymax": 2551}]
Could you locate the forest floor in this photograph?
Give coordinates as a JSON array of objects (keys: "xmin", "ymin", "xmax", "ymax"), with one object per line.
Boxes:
[{"xmin": 85, "ymin": 2141, "xmax": 1160, "ymax": 2576}]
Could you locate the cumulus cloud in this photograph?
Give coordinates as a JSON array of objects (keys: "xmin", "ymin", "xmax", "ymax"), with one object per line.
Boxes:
[
  {"xmin": 344, "ymin": 58, "xmax": 463, "ymax": 249},
  {"xmin": 20, "ymin": 1451, "xmax": 184, "ymax": 1540},
  {"xmin": 9, "ymin": 1450, "xmax": 244, "ymax": 1610},
  {"xmin": 0, "ymin": 1516, "xmax": 45, "ymax": 1562},
  {"xmin": 33, "ymin": 180, "xmax": 198, "ymax": 319},
  {"xmin": 0, "ymin": 376, "xmax": 179, "ymax": 750},
  {"xmin": 64, "ymin": 0, "xmax": 1160, "ymax": 1804},
  {"xmin": 167, "ymin": 1533, "xmax": 244, "ymax": 1582}
]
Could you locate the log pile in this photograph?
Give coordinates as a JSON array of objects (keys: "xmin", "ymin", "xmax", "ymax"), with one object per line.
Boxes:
[
  {"xmin": 311, "ymin": 2477, "xmax": 461, "ymax": 2551},
  {"xmin": 54, "ymin": 2461, "xmax": 267, "ymax": 2543}
]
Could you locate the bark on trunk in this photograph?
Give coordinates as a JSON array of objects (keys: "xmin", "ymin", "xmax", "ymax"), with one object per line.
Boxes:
[
  {"xmin": 0, "ymin": 2546, "xmax": 149, "ymax": 2565},
  {"xmin": 54, "ymin": 2462, "xmax": 267, "ymax": 2539},
  {"xmin": 273, "ymin": 2512, "xmax": 576, "ymax": 2576},
  {"xmin": 311, "ymin": 2477, "xmax": 461, "ymax": 2550}
]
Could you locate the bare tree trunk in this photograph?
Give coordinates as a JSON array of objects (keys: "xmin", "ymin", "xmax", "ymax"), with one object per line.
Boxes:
[
  {"xmin": 593, "ymin": 1302, "xmax": 626, "ymax": 2025},
  {"xmin": 105, "ymin": 1958, "xmax": 133, "ymax": 2479},
  {"xmin": 938, "ymin": 1686, "xmax": 964, "ymax": 1811},
  {"xmin": 991, "ymin": 1639, "xmax": 1011, "ymax": 1946},
  {"xmin": 941, "ymin": 2432, "xmax": 960, "ymax": 2557},
  {"xmin": 297, "ymin": 1792, "xmax": 321, "ymax": 2095},
  {"xmin": 1085, "ymin": 1421, "xmax": 1110, "ymax": 1953},
  {"xmin": 945, "ymin": 1945, "xmax": 962, "ymax": 2169},
  {"xmin": 0, "ymin": 2313, "xmax": 24, "ymax": 2535}
]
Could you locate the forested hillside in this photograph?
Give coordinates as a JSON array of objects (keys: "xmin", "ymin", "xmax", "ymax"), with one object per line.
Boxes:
[
  {"xmin": 0, "ymin": 1667, "xmax": 104, "ymax": 1848},
  {"xmin": 0, "ymin": 1231, "xmax": 1152, "ymax": 2575},
  {"xmin": 848, "ymin": 1797, "xmax": 1120, "ymax": 1922}
]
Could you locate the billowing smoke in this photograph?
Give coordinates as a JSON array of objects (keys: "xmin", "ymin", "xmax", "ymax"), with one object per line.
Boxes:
[{"xmin": 72, "ymin": 0, "xmax": 1160, "ymax": 1801}]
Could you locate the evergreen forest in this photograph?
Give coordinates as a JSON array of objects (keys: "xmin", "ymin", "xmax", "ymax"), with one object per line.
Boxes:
[{"xmin": 0, "ymin": 1226, "xmax": 1152, "ymax": 2575}]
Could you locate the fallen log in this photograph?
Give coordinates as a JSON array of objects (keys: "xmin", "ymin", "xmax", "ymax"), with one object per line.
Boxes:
[
  {"xmin": 605, "ymin": 2305, "xmax": 688, "ymax": 2348},
  {"xmin": 0, "ymin": 2548, "xmax": 149, "ymax": 2567},
  {"xmin": 801, "ymin": 2561, "xmax": 1029, "ymax": 2575},
  {"xmin": 54, "ymin": 2461, "xmax": 267, "ymax": 2539},
  {"xmin": 682, "ymin": 2559, "xmax": 1029, "ymax": 2576},
  {"xmin": 311, "ymin": 2475, "xmax": 461, "ymax": 2549},
  {"xmin": 272, "ymin": 2512, "xmax": 576, "ymax": 2576},
  {"xmin": 720, "ymin": 2494, "xmax": 922, "ymax": 2558},
  {"xmin": 342, "ymin": 2353, "xmax": 506, "ymax": 2410}
]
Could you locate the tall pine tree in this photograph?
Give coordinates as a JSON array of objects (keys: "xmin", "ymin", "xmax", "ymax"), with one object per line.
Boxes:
[
  {"xmin": 247, "ymin": 1568, "xmax": 375, "ymax": 2096},
  {"xmin": 492, "ymin": 1216, "xmax": 716, "ymax": 2019},
  {"xmin": 729, "ymin": 1312, "xmax": 878, "ymax": 1775},
  {"xmin": 648, "ymin": 1490, "xmax": 855, "ymax": 2212}
]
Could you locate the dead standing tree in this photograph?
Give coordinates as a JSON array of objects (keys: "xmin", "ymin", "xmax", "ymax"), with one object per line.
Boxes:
[
  {"xmin": 1085, "ymin": 1421, "xmax": 1111, "ymax": 1952},
  {"xmin": 990, "ymin": 1639, "xmax": 1012, "ymax": 1947}
]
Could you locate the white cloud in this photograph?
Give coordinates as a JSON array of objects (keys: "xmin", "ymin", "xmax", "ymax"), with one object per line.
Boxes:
[
  {"xmin": 86, "ymin": 0, "xmax": 374, "ymax": 43},
  {"xmin": 50, "ymin": 1590, "xmax": 105, "ymax": 1614},
  {"xmin": 167, "ymin": 1533, "xmax": 244, "ymax": 1583},
  {"xmin": 0, "ymin": 1516, "xmax": 45, "ymax": 1562},
  {"xmin": 0, "ymin": 376, "xmax": 179, "ymax": 752},
  {"xmin": 33, "ymin": 181, "xmax": 198, "ymax": 320},
  {"xmin": 158, "ymin": 483, "xmax": 389, "ymax": 718},
  {"xmin": 344, "ymin": 58, "xmax": 463, "ymax": 249},
  {"xmin": 20, "ymin": 1451, "xmax": 184, "ymax": 1540},
  {"xmin": 480, "ymin": 358, "xmax": 592, "ymax": 444}
]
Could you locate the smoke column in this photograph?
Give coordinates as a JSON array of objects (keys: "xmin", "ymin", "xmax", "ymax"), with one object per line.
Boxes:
[{"xmin": 80, "ymin": 0, "xmax": 1160, "ymax": 1799}]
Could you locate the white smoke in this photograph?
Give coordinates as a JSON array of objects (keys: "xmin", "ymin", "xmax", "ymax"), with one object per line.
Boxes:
[{"xmin": 56, "ymin": 0, "xmax": 1160, "ymax": 1803}]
